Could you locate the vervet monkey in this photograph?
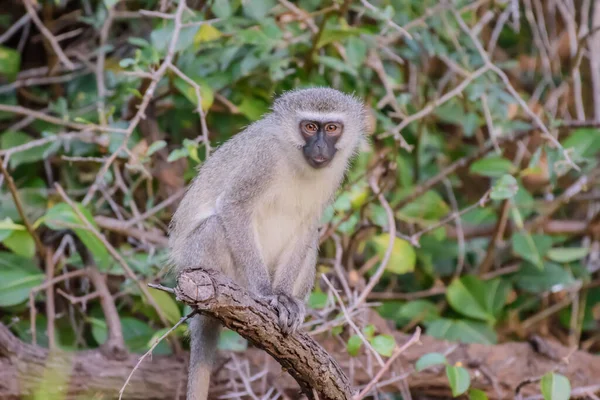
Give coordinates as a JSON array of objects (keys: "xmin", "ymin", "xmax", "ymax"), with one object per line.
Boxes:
[{"xmin": 168, "ymin": 88, "xmax": 369, "ymax": 400}]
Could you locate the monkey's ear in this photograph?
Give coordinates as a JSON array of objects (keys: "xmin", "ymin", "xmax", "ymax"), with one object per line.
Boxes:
[{"xmin": 364, "ymin": 106, "xmax": 376, "ymax": 136}]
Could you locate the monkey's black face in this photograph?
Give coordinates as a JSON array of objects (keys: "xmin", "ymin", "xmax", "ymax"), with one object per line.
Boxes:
[{"xmin": 299, "ymin": 120, "xmax": 343, "ymax": 169}]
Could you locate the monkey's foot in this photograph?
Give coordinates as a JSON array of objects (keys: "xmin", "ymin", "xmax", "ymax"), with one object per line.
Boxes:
[{"xmin": 263, "ymin": 293, "xmax": 305, "ymax": 335}]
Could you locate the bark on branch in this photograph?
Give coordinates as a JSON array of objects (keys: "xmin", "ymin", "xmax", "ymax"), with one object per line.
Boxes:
[{"xmin": 174, "ymin": 268, "xmax": 354, "ymax": 400}]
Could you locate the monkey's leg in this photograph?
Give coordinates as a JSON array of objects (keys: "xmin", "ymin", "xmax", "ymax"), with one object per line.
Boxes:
[
  {"xmin": 188, "ymin": 314, "xmax": 221, "ymax": 400},
  {"xmin": 270, "ymin": 235, "xmax": 318, "ymax": 334}
]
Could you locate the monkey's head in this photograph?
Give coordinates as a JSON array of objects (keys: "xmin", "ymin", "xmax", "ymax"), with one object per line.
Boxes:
[{"xmin": 271, "ymin": 87, "xmax": 368, "ymax": 170}]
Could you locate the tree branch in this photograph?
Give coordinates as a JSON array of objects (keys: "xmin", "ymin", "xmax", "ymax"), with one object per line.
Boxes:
[{"xmin": 173, "ymin": 268, "xmax": 354, "ymax": 400}]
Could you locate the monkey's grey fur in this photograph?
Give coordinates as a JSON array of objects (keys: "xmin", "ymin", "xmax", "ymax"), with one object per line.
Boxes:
[{"xmin": 168, "ymin": 87, "xmax": 368, "ymax": 400}]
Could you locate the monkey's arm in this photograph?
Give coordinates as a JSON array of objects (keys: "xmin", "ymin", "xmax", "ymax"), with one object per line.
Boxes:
[{"xmin": 215, "ymin": 154, "xmax": 274, "ymax": 295}]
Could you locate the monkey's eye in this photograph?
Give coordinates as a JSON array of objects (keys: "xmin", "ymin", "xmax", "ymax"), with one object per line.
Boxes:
[
  {"xmin": 325, "ymin": 123, "xmax": 341, "ymax": 135},
  {"xmin": 303, "ymin": 122, "xmax": 318, "ymax": 135}
]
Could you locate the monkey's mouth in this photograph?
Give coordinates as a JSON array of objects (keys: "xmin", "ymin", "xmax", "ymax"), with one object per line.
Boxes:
[{"xmin": 308, "ymin": 156, "xmax": 331, "ymax": 168}]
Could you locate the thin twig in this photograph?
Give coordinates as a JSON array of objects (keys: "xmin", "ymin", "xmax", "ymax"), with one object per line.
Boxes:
[
  {"xmin": 321, "ymin": 275, "xmax": 385, "ymax": 367},
  {"xmin": 82, "ymin": 0, "xmax": 189, "ymax": 205},
  {"xmin": 355, "ymin": 327, "xmax": 421, "ymax": 399},
  {"xmin": 0, "ymin": 157, "xmax": 46, "ymax": 257},
  {"xmin": 119, "ymin": 310, "xmax": 197, "ymax": 400},
  {"xmin": 353, "ymin": 165, "xmax": 397, "ymax": 307},
  {"xmin": 22, "ymin": 0, "xmax": 75, "ymax": 70},
  {"xmin": 53, "ymin": 184, "xmax": 174, "ymax": 335}
]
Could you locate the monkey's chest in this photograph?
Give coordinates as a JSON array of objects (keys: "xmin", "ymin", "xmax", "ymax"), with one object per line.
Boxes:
[{"xmin": 253, "ymin": 189, "xmax": 324, "ymax": 270}]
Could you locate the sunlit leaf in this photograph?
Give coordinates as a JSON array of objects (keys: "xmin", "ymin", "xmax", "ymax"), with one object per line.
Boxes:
[
  {"xmin": 369, "ymin": 234, "xmax": 416, "ymax": 274},
  {"xmin": 468, "ymin": 389, "xmax": 489, "ymax": 400},
  {"xmin": 347, "ymin": 335, "xmax": 362, "ymax": 356},
  {"xmin": 0, "ymin": 45, "xmax": 20, "ymax": 81},
  {"xmin": 2, "ymin": 229, "xmax": 35, "ymax": 258},
  {"xmin": 173, "ymin": 75, "xmax": 214, "ymax": 111},
  {"xmin": 446, "ymin": 365, "xmax": 471, "ymax": 397},
  {"xmin": 371, "ymin": 335, "xmax": 395, "ymax": 357},
  {"xmin": 148, "ymin": 289, "xmax": 181, "ymax": 325},
  {"xmin": 0, "ymin": 217, "xmax": 25, "ymax": 242},
  {"xmin": 540, "ymin": 372, "xmax": 571, "ymax": 400},
  {"xmin": 194, "ymin": 24, "xmax": 222, "ymax": 44}
]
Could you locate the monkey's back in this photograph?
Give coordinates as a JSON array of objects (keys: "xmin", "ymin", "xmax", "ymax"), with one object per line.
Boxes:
[{"xmin": 168, "ymin": 119, "xmax": 276, "ymax": 269}]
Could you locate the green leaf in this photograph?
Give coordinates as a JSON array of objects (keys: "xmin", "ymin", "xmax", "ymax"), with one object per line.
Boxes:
[
  {"xmin": 0, "ymin": 251, "xmax": 39, "ymax": 273},
  {"xmin": 317, "ymin": 28, "xmax": 362, "ymax": 48},
  {"xmin": 426, "ymin": 319, "xmax": 497, "ymax": 344},
  {"xmin": 122, "ymin": 317, "xmax": 170, "ymax": 354},
  {"xmin": 415, "ymin": 352, "xmax": 447, "ymax": 371},
  {"xmin": 347, "ymin": 335, "xmax": 362, "ymax": 356},
  {"xmin": 0, "ymin": 217, "xmax": 25, "ymax": 242},
  {"xmin": 363, "ymin": 324, "xmax": 375, "ymax": 339},
  {"xmin": 490, "ymin": 174, "xmax": 519, "ymax": 200},
  {"xmin": 148, "ymin": 289, "xmax": 181, "ymax": 324},
  {"xmin": 42, "ymin": 203, "xmax": 111, "ymax": 270},
  {"xmin": 211, "ymin": 0, "xmax": 233, "ymax": 19},
  {"xmin": 238, "ymin": 96, "xmax": 269, "ymax": 121},
  {"xmin": 2, "ymin": 230, "xmax": 35, "ymax": 258},
  {"xmin": 561, "ymin": 128, "xmax": 600, "ymax": 159},
  {"xmin": 0, "ymin": 45, "xmax": 20, "ymax": 81},
  {"xmin": 346, "ymin": 36, "xmax": 367, "ymax": 67},
  {"xmin": 398, "ymin": 190, "xmax": 450, "ymax": 222},
  {"xmin": 446, "ymin": 365, "xmax": 471, "ymax": 397},
  {"xmin": 371, "ymin": 334, "xmax": 395, "ymax": 357},
  {"xmin": 380, "ymin": 299, "xmax": 440, "ymax": 326},
  {"xmin": 194, "ymin": 24, "xmax": 222, "ymax": 44},
  {"xmin": 0, "ymin": 131, "xmax": 52, "ymax": 169},
  {"xmin": 218, "ymin": 330, "xmax": 248, "ymax": 352},
  {"xmin": 446, "ymin": 275, "xmax": 509, "ymax": 323},
  {"xmin": 546, "ymin": 247, "xmax": 589, "ymax": 263},
  {"xmin": 540, "ymin": 372, "xmax": 571, "ymax": 400},
  {"xmin": 308, "ymin": 291, "xmax": 328, "ymax": 309},
  {"xmin": 167, "ymin": 147, "xmax": 189, "ymax": 162},
  {"xmin": 242, "ymin": 0, "xmax": 276, "ymax": 20},
  {"xmin": 0, "ymin": 268, "xmax": 44, "ymax": 307},
  {"xmin": 369, "ymin": 234, "xmax": 416, "ymax": 274},
  {"xmin": 469, "ymin": 388, "xmax": 489, "ymax": 400},
  {"xmin": 512, "ymin": 233, "xmax": 552, "ymax": 267},
  {"xmin": 173, "ymin": 75, "xmax": 214, "ymax": 111},
  {"xmin": 470, "ymin": 156, "xmax": 515, "ymax": 177},
  {"xmin": 316, "ymin": 55, "xmax": 358, "ymax": 76},
  {"xmin": 515, "ymin": 262, "xmax": 575, "ymax": 293},
  {"xmin": 146, "ymin": 140, "xmax": 167, "ymax": 157}
]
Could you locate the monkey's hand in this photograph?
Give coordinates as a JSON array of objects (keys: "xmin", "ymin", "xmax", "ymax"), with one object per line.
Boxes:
[{"xmin": 259, "ymin": 291, "xmax": 305, "ymax": 335}]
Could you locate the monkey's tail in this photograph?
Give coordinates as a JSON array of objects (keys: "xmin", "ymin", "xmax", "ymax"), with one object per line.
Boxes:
[{"xmin": 188, "ymin": 314, "xmax": 221, "ymax": 400}]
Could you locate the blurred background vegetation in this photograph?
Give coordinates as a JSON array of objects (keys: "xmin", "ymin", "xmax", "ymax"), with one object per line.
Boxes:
[{"xmin": 0, "ymin": 0, "xmax": 599, "ymax": 398}]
